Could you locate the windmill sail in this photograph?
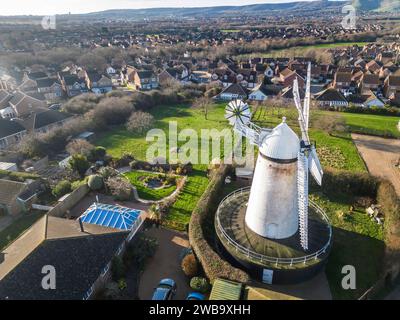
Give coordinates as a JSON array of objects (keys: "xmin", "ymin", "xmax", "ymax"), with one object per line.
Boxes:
[
  {"xmin": 297, "ymin": 151, "xmax": 309, "ymax": 251},
  {"xmin": 309, "ymin": 146, "xmax": 323, "ymax": 186},
  {"xmin": 225, "ymin": 100, "xmax": 271, "ymax": 146},
  {"xmin": 303, "ymin": 62, "xmax": 312, "ymax": 131}
]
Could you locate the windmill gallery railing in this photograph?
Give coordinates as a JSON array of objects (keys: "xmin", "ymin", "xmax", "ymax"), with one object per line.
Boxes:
[{"xmin": 215, "ymin": 187, "xmax": 332, "ymax": 266}]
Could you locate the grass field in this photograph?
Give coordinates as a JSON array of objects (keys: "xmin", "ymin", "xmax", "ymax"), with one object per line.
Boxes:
[
  {"xmin": 339, "ymin": 112, "xmax": 400, "ymax": 138},
  {"xmin": 310, "ymin": 191, "xmax": 385, "ymax": 300},
  {"xmin": 0, "ymin": 211, "xmax": 45, "ymax": 251},
  {"xmin": 124, "ymin": 171, "xmax": 177, "ymax": 201}
]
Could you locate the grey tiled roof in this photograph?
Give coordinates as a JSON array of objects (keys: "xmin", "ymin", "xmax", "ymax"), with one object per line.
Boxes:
[{"xmin": 0, "ymin": 232, "xmax": 128, "ymax": 300}]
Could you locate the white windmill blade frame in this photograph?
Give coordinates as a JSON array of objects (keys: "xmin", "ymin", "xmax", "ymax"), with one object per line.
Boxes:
[
  {"xmin": 303, "ymin": 62, "xmax": 312, "ymax": 131},
  {"xmin": 309, "ymin": 146, "xmax": 324, "ymax": 186},
  {"xmin": 297, "ymin": 151, "xmax": 309, "ymax": 251},
  {"xmin": 293, "ymin": 78, "xmax": 310, "ymax": 144}
]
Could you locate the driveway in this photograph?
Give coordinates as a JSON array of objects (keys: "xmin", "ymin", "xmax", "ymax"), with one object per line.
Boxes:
[
  {"xmin": 352, "ymin": 134, "xmax": 400, "ymax": 196},
  {"xmin": 138, "ymin": 227, "xmax": 191, "ymax": 300}
]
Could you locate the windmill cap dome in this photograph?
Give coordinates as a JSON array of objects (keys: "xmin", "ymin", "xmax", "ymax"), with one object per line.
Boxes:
[{"xmin": 259, "ymin": 121, "xmax": 300, "ymax": 160}]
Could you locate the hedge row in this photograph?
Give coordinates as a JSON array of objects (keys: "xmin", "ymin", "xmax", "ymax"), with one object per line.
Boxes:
[
  {"xmin": 0, "ymin": 169, "xmax": 40, "ymax": 182},
  {"xmin": 378, "ymin": 181, "xmax": 400, "ymax": 284},
  {"xmin": 320, "ymin": 168, "xmax": 379, "ymax": 198},
  {"xmin": 189, "ymin": 164, "xmax": 250, "ymax": 284}
]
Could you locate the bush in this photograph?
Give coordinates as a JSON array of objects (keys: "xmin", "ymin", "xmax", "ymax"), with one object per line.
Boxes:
[
  {"xmin": 111, "ymin": 256, "xmax": 126, "ymax": 281},
  {"xmin": 66, "ymin": 139, "xmax": 95, "ymax": 157},
  {"xmin": 69, "ymin": 154, "xmax": 90, "ymax": 177},
  {"xmin": 126, "ymin": 111, "xmax": 155, "ymax": 134},
  {"xmin": 52, "ymin": 180, "xmax": 72, "ymax": 198},
  {"xmin": 99, "ymin": 166, "xmax": 119, "ymax": 180},
  {"xmin": 91, "ymin": 146, "xmax": 107, "ymax": 160},
  {"xmin": 181, "ymin": 254, "xmax": 199, "ymax": 278},
  {"xmin": 320, "ymin": 168, "xmax": 378, "ymax": 198},
  {"xmin": 106, "ymin": 176, "xmax": 133, "ymax": 201},
  {"xmin": 87, "ymin": 175, "xmax": 104, "ymax": 191},
  {"xmin": 190, "ymin": 277, "xmax": 210, "ymax": 294}
]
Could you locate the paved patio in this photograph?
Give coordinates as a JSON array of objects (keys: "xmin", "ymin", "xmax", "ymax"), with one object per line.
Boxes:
[{"xmin": 138, "ymin": 227, "xmax": 191, "ymax": 300}]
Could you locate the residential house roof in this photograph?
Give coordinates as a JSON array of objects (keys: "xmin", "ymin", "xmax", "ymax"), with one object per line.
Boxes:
[
  {"xmin": 220, "ymin": 83, "xmax": 248, "ymax": 96},
  {"xmin": 0, "ymin": 119, "xmax": 26, "ymax": 139},
  {"xmin": 0, "ymin": 179, "xmax": 26, "ymax": 207},
  {"xmin": 36, "ymin": 78, "xmax": 61, "ymax": 88},
  {"xmin": 362, "ymin": 73, "xmax": 380, "ymax": 86},
  {"xmin": 315, "ymin": 88, "xmax": 347, "ymax": 102},
  {"xmin": 0, "ymin": 232, "xmax": 128, "ymax": 300},
  {"xmin": 21, "ymin": 110, "xmax": 72, "ymax": 131}
]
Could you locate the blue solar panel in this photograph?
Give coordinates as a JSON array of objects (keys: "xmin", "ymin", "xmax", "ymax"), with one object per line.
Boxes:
[{"xmin": 79, "ymin": 203, "xmax": 142, "ymax": 231}]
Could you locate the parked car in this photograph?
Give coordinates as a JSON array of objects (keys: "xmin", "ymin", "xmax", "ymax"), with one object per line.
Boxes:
[
  {"xmin": 151, "ymin": 279, "xmax": 177, "ymax": 300},
  {"xmin": 186, "ymin": 292, "xmax": 205, "ymax": 300}
]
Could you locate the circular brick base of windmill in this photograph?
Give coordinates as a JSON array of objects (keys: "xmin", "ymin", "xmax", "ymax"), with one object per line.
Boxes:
[{"xmin": 215, "ymin": 188, "xmax": 332, "ymax": 285}]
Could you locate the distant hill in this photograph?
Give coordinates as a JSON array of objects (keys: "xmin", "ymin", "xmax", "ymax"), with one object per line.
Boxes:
[
  {"xmin": 352, "ymin": 0, "xmax": 400, "ymax": 12},
  {"xmin": 59, "ymin": 1, "xmax": 348, "ymax": 20}
]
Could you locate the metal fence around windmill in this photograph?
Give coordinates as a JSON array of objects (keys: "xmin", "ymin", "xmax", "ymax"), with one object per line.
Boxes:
[{"xmin": 215, "ymin": 187, "xmax": 333, "ymax": 266}]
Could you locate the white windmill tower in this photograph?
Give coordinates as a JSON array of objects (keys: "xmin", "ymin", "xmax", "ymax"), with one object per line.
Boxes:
[{"xmin": 225, "ymin": 63, "xmax": 323, "ymax": 250}]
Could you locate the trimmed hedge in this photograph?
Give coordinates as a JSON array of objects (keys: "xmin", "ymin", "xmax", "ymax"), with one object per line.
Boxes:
[
  {"xmin": 321, "ymin": 168, "xmax": 379, "ymax": 198},
  {"xmin": 0, "ymin": 169, "xmax": 40, "ymax": 182},
  {"xmin": 189, "ymin": 164, "xmax": 250, "ymax": 284}
]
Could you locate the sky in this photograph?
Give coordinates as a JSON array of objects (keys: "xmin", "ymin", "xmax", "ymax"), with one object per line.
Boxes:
[{"xmin": 0, "ymin": 0, "xmax": 321, "ymax": 16}]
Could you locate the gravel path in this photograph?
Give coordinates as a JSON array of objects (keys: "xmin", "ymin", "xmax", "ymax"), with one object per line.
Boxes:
[{"xmin": 352, "ymin": 134, "xmax": 400, "ymax": 196}]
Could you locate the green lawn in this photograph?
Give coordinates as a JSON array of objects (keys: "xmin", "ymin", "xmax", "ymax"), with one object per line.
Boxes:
[
  {"xmin": 340, "ymin": 112, "xmax": 400, "ymax": 138},
  {"xmin": 124, "ymin": 171, "xmax": 177, "ymax": 201},
  {"xmin": 0, "ymin": 211, "xmax": 45, "ymax": 251},
  {"xmin": 310, "ymin": 191, "xmax": 385, "ymax": 300},
  {"xmin": 96, "ymin": 103, "xmax": 230, "ymax": 230}
]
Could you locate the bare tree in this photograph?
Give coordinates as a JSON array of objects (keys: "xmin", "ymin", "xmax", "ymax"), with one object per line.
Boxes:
[{"xmin": 192, "ymin": 96, "xmax": 214, "ymax": 120}]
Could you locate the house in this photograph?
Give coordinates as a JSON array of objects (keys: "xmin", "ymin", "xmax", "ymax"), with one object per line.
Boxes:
[
  {"xmin": 190, "ymin": 71, "xmax": 212, "ymax": 84},
  {"xmin": 60, "ymin": 74, "xmax": 88, "ymax": 97},
  {"xmin": 236, "ymin": 69, "xmax": 258, "ymax": 89},
  {"xmin": 365, "ymin": 60, "xmax": 381, "ymax": 74},
  {"xmin": 0, "ymin": 204, "xmax": 145, "ymax": 299},
  {"xmin": 360, "ymin": 73, "xmax": 380, "ymax": 93},
  {"xmin": 333, "ymin": 72, "xmax": 352, "ymax": 93},
  {"xmin": 5, "ymin": 91, "xmax": 47, "ymax": 119},
  {"xmin": 158, "ymin": 66, "xmax": 190, "ymax": 85},
  {"xmin": 0, "ymin": 119, "xmax": 26, "ymax": 150},
  {"xmin": 314, "ymin": 88, "xmax": 349, "ymax": 108},
  {"xmin": 348, "ymin": 91, "xmax": 385, "ymax": 108},
  {"xmin": 383, "ymin": 75, "xmax": 400, "ymax": 99},
  {"xmin": 0, "ymin": 179, "xmax": 42, "ymax": 215},
  {"xmin": 18, "ymin": 72, "xmax": 47, "ymax": 93},
  {"xmin": 211, "ymin": 69, "xmax": 236, "ymax": 88},
  {"xmin": 85, "ymin": 72, "xmax": 112, "ymax": 94},
  {"xmin": 215, "ymin": 83, "xmax": 248, "ymax": 101},
  {"xmin": 19, "ymin": 109, "xmax": 72, "ymax": 134},
  {"xmin": 36, "ymin": 78, "xmax": 63, "ymax": 102},
  {"xmin": 133, "ymin": 70, "xmax": 159, "ymax": 91},
  {"xmin": 278, "ymin": 69, "xmax": 305, "ymax": 88}
]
